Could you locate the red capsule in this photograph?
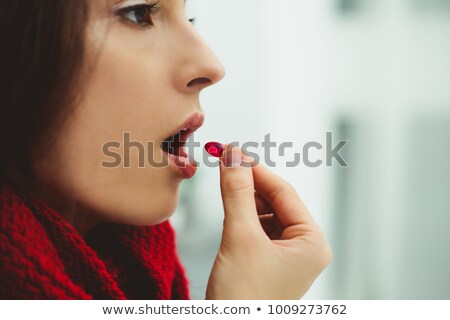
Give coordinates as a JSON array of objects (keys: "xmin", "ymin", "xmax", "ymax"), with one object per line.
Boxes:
[{"xmin": 205, "ymin": 142, "xmax": 225, "ymax": 157}]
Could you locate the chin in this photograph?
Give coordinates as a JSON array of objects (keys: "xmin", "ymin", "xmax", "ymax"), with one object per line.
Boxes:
[{"xmin": 112, "ymin": 189, "xmax": 180, "ymax": 227}]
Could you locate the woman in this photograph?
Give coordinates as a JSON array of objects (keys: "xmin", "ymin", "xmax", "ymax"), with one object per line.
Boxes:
[{"xmin": 0, "ymin": 0, "xmax": 332, "ymax": 299}]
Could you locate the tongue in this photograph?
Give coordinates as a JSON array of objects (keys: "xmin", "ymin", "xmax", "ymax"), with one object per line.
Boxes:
[{"xmin": 163, "ymin": 130, "xmax": 189, "ymax": 155}]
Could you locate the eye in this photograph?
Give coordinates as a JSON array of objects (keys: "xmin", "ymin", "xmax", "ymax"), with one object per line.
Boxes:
[
  {"xmin": 188, "ymin": 17, "xmax": 196, "ymax": 25},
  {"xmin": 116, "ymin": 3, "xmax": 161, "ymax": 28}
]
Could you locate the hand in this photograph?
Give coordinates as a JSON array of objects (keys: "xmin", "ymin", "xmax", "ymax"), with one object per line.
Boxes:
[{"xmin": 206, "ymin": 145, "xmax": 333, "ymax": 299}]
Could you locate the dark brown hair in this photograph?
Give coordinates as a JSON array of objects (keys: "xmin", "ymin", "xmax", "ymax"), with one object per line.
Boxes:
[{"xmin": 0, "ymin": 0, "xmax": 89, "ymax": 183}]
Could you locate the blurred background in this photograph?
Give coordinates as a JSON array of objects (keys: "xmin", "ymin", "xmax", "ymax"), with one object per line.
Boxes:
[{"xmin": 170, "ymin": 0, "xmax": 450, "ymax": 299}]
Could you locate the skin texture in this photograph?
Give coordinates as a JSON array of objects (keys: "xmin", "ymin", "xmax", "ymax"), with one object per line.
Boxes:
[{"xmin": 29, "ymin": 0, "xmax": 332, "ymax": 299}]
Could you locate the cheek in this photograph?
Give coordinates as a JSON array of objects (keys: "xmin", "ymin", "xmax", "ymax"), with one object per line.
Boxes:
[
  {"xmin": 87, "ymin": 50, "xmax": 168, "ymax": 139},
  {"xmin": 34, "ymin": 44, "xmax": 183, "ymax": 225},
  {"xmin": 84, "ymin": 27, "xmax": 184, "ymax": 139},
  {"xmin": 40, "ymin": 111, "xmax": 182, "ymax": 226}
]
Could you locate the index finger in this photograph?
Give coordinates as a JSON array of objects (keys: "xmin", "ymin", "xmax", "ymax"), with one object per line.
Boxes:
[{"xmin": 251, "ymin": 162, "xmax": 317, "ymax": 230}]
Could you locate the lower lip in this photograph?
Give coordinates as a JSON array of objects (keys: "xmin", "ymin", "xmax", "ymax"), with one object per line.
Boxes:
[{"xmin": 165, "ymin": 151, "xmax": 197, "ymax": 179}]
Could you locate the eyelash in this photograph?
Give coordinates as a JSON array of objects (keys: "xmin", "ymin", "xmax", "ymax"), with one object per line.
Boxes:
[
  {"xmin": 116, "ymin": 2, "xmax": 197, "ymax": 29},
  {"xmin": 115, "ymin": 2, "xmax": 161, "ymax": 29}
]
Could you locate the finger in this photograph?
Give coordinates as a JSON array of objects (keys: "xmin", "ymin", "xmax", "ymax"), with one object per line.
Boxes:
[
  {"xmin": 254, "ymin": 191, "xmax": 273, "ymax": 215},
  {"xmin": 252, "ymin": 163, "xmax": 317, "ymax": 230},
  {"xmin": 219, "ymin": 144, "xmax": 259, "ymax": 227}
]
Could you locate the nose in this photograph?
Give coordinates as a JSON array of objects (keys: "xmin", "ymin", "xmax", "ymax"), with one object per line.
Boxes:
[{"xmin": 173, "ymin": 26, "xmax": 226, "ymax": 93}]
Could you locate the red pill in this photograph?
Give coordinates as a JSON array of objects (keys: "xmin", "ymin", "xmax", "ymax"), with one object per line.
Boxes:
[{"xmin": 205, "ymin": 142, "xmax": 225, "ymax": 157}]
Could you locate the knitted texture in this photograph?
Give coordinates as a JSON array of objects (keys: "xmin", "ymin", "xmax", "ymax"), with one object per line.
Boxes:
[{"xmin": 0, "ymin": 183, "xmax": 190, "ymax": 299}]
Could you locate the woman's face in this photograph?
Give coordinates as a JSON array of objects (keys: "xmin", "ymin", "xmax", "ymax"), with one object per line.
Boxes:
[{"xmin": 33, "ymin": 0, "xmax": 225, "ymax": 231}]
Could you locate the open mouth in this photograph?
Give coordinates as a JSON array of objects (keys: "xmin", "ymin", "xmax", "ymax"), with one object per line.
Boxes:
[
  {"xmin": 160, "ymin": 112, "xmax": 205, "ymax": 158},
  {"xmin": 161, "ymin": 128, "xmax": 191, "ymax": 157}
]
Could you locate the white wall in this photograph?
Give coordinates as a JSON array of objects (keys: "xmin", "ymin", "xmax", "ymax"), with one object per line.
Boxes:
[{"xmin": 172, "ymin": 0, "xmax": 450, "ymax": 299}]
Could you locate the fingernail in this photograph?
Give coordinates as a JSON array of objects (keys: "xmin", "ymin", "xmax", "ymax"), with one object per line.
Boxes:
[
  {"xmin": 224, "ymin": 147, "xmax": 242, "ymax": 168},
  {"xmin": 242, "ymin": 155, "xmax": 256, "ymax": 168}
]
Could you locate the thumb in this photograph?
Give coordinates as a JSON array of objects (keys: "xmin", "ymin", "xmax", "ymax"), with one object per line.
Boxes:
[{"xmin": 219, "ymin": 144, "xmax": 259, "ymax": 227}]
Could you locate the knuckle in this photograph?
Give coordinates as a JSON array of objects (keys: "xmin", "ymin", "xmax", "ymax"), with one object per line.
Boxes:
[
  {"xmin": 316, "ymin": 241, "xmax": 333, "ymax": 268},
  {"xmin": 221, "ymin": 174, "xmax": 253, "ymax": 195},
  {"xmin": 285, "ymin": 180, "xmax": 295, "ymax": 191}
]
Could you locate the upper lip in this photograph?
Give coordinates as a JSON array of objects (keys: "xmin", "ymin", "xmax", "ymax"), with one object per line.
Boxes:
[{"xmin": 162, "ymin": 112, "xmax": 205, "ymax": 142}]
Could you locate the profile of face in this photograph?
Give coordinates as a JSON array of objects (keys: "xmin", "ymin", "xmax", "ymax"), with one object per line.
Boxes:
[{"xmin": 32, "ymin": 0, "xmax": 225, "ymax": 231}]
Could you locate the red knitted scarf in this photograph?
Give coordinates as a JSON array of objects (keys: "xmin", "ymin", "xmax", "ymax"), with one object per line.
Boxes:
[{"xmin": 0, "ymin": 184, "xmax": 190, "ymax": 299}]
